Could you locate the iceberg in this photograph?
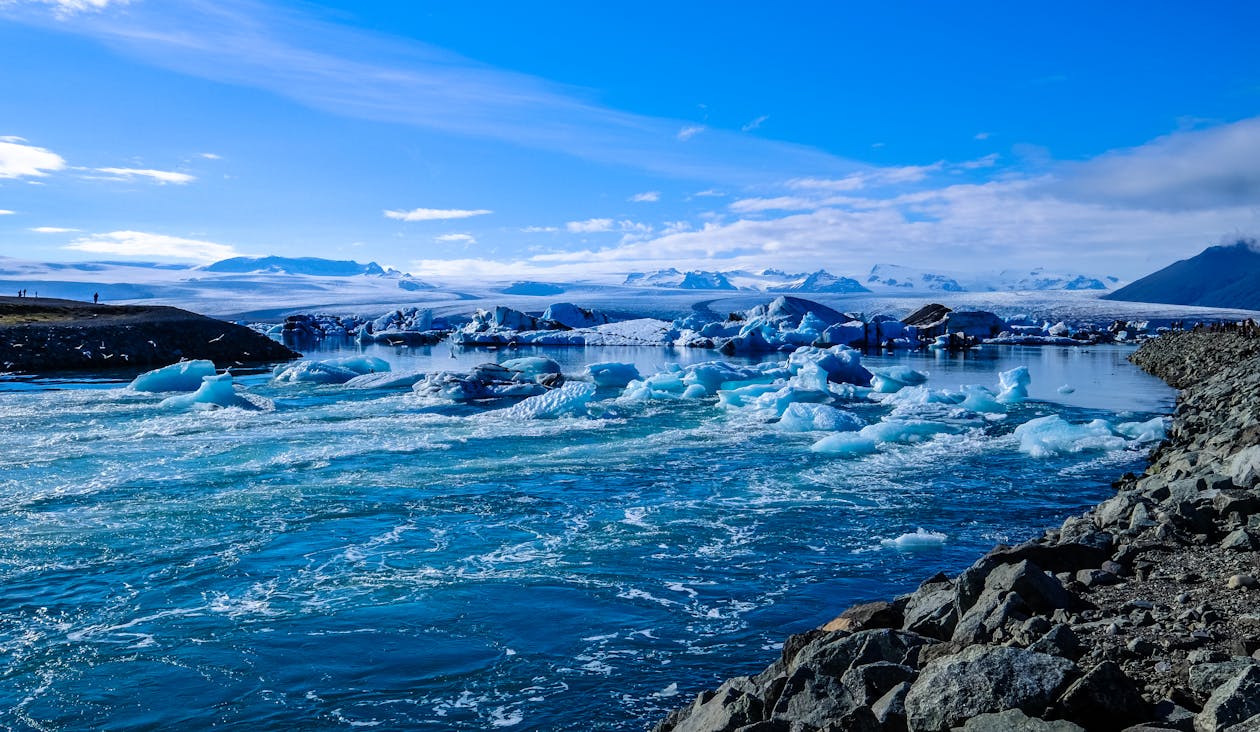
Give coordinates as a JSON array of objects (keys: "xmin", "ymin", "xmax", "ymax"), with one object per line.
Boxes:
[
  {"xmin": 810, "ymin": 433, "xmax": 878, "ymax": 457},
  {"xmin": 859, "ymin": 418, "xmax": 959, "ymax": 444},
  {"xmin": 129, "ymin": 360, "xmax": 217, "ymax": 392},
  {"xmin": 343, "ymin": 371, "xmax": 427, "ymax": 390},
  {"xmin": 500, "ymin": 357, "xmax": 563, "ymax": 383},
  {"xmin": 777, "ymin": 403, "xmax": 864, "ymax": 432},
  {"xmin": 786, "ymin": 346, "xmax": 872, "ymax": 387},
  {"xmin": 501, "ymin": 382, "xmax": 597, "ymax": 419},
  {"xmin": 868, "ymin": 365, "xmax": 928, "ymax": 393},
  {"xmin": 585, "ymin": 362, "xmax": 640, "ymax": 388},
  {"xmin": 273, "ymin": 355, "xmax": 390, "ymax": 385},
  {"xmin": 1115, "ymin": 417, "xmax": 1168, "ymax": 443},
  {"xmin": 881, "ymin": 528, "xmax": 947, "ymax": 548},
  {"xmin": 1013, "ymin": 415, "xmax": 1127, "ymax": 457},
  {"xmin": 996, "ymin": 366, "xmax": 1031, "ymax": 404},
  {"xmin": 160, "ymin": 373, "xmax": 258, "ymax": 410},
  {"xmin": 541, "ymin": 303, "xmax": 612, "ymax": 329}
]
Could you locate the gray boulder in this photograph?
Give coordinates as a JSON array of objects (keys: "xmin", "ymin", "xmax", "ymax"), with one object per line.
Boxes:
[
  {"xmin": 904, "ymin": 645, "xmax": 1078, "ymax": 732},
  {"xmin": 1196, "ymin": 666, "xmax": 1260, "ymax": 732},
  {"xmin": 1057, "ymin": 660, "xmax": 1149, "ymax": 730},
  {"xmin": 953, "ymin": 709, "xmax": 1084, "ymax": 731}
]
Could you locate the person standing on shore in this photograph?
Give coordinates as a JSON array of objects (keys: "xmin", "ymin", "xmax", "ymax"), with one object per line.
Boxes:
[{"xmin": 93, "ymin": 292, "xmax": 99, "ymax": 304}]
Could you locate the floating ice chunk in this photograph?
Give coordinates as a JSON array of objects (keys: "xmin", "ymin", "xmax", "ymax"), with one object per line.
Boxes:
[
  {"xmin": 859, "ymin": 419, "xmax": 959, "ymax": 444},
  {"xmin": 682, "ymin": 361, "xmax": 769, "ymax": 395},
  {"xmin": 501, "ymin": 382, "xmax": 597, "ymax": 419},
  {"xmin": 681, "ymin": 384, "xmax": 708, "ymax": 399},
  {"xmin": 129, "ymin": 360, "xmax": 217, "ymax": 392},
  {"xmin": 343, "ymin": 370, "xmax": 427, "ymax": 389},
  {"xmin": 881, "ymin": 528, "xmax": 947, "ymax": 548},
  {"xmin": 1047, "ymin": 321, "xmax": 1071, "ymax": 337},
  {"xmin": 585, "ymin": 362, "xmax": 640, "ymax": 388},
  {"xmin": 273, "ymin": 360, "xmax": 361, "ymax": 384},
  {"xmin": 501, "ymin": 357, "xmax": 562, "ymax": 382},
  {"xmin": 745, "ymin": 385, "xmax": 830, "ymax": 415},
  {"xmin": 810, "ymin": 432, "xmax": 878, "ymax": 457},
  {"xmin": 715, "ymin": 382, "xmax": 783, "ymax": 408},
  {"xmin": 868, "ymin": 365, "xmax": 928, "ymax": 394},
  {"xmin": 413, "ymin": 366, "xmax": 547, "ymax": 402},
  {"xmin": 1115, "ymin": 417, "xmax": 1168, "ymax": 443},
  {"xmin": 541, "ymin": 302, "xmax": 611, "ymax": 328},
  {"xmin": 996, "ymin": 366, "xmax": 1031, "ymax": 404},
  {"xmin": 1057, "ymin": 384, "xmax": 1076, "ymax": 395},
  {"xmin": 787, "ymin": 345, "xmax": 872, "ymax": 386},
  {"xmin": 777, "ymin": 403, "xmax": 864, "ymax": 432},
  {"xmin": 959, "ymin": 385, "xmax": 1005, "ymax": 414},
  {"xmin": 327, "ymin": 355, "xmax": 390, "ymax": 375},
  {"xmin": 161, "ymin": 373, "xmax": 257, "ymax": 410},
  {"xmin": 1013, "ymin": 415, "xmax": 1126, "ymax": 457}
]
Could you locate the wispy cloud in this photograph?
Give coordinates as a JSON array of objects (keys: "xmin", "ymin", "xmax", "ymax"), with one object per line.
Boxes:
[
  {"xmin": 30, "ymin": 226, "xmax": 79, "ymax": 233},
  {"xmin": 629, "ymin": 191, "xmax": 660, "ymax": 203},
  {"xmin": 199, "ymin": 152, "xmax": 221, "ymax": 159},
  {"xmin": 384, "ymin": 207, "xmax": 492, "ymax": 222},
  {"xmin": 92, "ymin": 167, "xmax": 196, "ymax": 184},
  {"xmin": 434, "ymin": 232, "xmax": 475, "ymax": 244},
  {"xmin": 0, "ymin": 209, "xmax": 14, "ymax": 215},
  {"xmin": 566, "ymin": 218, "xmax": 615, "ymax": 233},
  {"xmin": 741, "ymin": 115, "xmax": 769, "ymax": 132},
  {"xmin": 676, "ymin": 125, "xmax": 705, "ymax": 142},
  {"xmin": 0, "ymin": 138, "xmax": 66, "ymax": 179},
  {"xmin": 2, "ymin": 0, "xmax": 864, "ymax": 186},
  {"xmin": 974, "ymin": 132, "xmax": 991, "ymax": 141},
  {"xmin": 64, "ymin": 230, "xmax": 242, "ymax": 262},
  {"xmin": 520, "ymin": 225, "xmax": 558, "ymax": 233}
]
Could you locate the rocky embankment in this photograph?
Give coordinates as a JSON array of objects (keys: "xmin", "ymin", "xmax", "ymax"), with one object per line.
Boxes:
[
  {"xmin": 654, "ymin": 330, "xmax": 1260, "ymax": 732},
  {"xmin": 0, "ymin": 297, "xmax": 299, "ymax": 373}
]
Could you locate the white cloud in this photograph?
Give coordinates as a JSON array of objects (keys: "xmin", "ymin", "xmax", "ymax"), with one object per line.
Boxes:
[
  {"xmin": 1049, "ymin": 116, "xmax": 1260, "ymax": 211},
  {"xmin": 565, "ymin": 218, "xmax": 651, "ymax": 235},
  {"xmin": 384, "ymin": 207, "xmax": 492, "ymax": 222},
  {"xmin": 741, "ymin": 115, "xmax": 769, "ymax": 132},
  {"xmin": 566, "ymin": 218, "xmax": 615, "ymax": 233},
  {"xmin": 199, "ymin": 152, "xmax": 222, "ymax": 159},
  {"xmin": 64, "ymin": 230, "xmax": 242, "ymax": 263},
  {"xmin": 677, "ymin": 125, "xmax": 705, "ymax": 142},
  {"xmin": 957, "ymin": 153, "xmax": 1000, "ymax": 170},
  {"xmin": 787, "ymin": 175, "xmax": 868, "ymax": 192},
  {"xmin": 30, "ymin": 226, "xmax": 79, "ymax": 233},
  {"xmin": 974, "ymin": 132, "xmax": 991, "ymax": 141},
  {"xmin": 520, "ymin": 225, "xmax": 558, "ymax": 233},
  {"xmin": 35, "ymin": 0, "xmax": 127, "ymax": 14},
  {"xmin": 92, "ymin": 167, "xmax": 196, "ymax": 184},
  {"xmin": 629, "ymin": 191, "xmax": 660, "ymax": 203},
  {"xmin": 0, "ymin": 209, "xmax": 13, "ymax": 215},
  {"xmin": 434, "ymin": 233, "xmax": 476, "ymax": 245},
  {"xmin": 0, "ymin": 139, "xmax": 66, "ymax": 179},
  {"xmin": 692, "ymin": 189, "xmax": 726, "ymax": 198}
]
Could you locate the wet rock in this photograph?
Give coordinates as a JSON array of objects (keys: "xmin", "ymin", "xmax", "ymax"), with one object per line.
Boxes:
[{"xmin": 903, "ymin": 645, "xmax": 1078, "ymax": 732}]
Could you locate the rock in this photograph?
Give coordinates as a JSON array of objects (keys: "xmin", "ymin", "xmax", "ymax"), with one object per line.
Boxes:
[
  {"xmin": 1076, "ymin": 568, "xmax": 1122, "ymax": 588},
  {"xmin": 1228, "ymin": 445, "xmax": 1260, "ymax": 489},
  {"xmin": 1227, "ymin": 574, "xmax": 1258, "ymax": 590},
  {"xmin": 902, "ymin": 582, "xmax": 958, "ymax": 640},
  {"xmin": 840, "ymin": 661, "xmax": 916, "ymax": 707},
  {"xmin": 1195, "ymin": 665, "xmax": 1260, "ymax": 732},
  {"xmin": 669, "ymin": 677, "xmax": 767, "ymax": 732},
  {"xmin": 1057, "ymin": 660, "xmax": 1150, "ymax": 730},
  {"xmin": 903, "ymin": 645, "xmax": 1078, "ymax": 732},
  {"xmin": 952, "ymin": 709, "xmax": 1084, "ymax": 731},
  {"xmin": 1220, "ymin": 529, "xmax": 1257, "ymax": 552},
  {"xmin": 872, "ymin": 681, "xmax": 911, "ymax": 730},
  {"xmin": 787, "ymin": 629, "xmax": 931, "ymax": 678},
  {"xmin": 823, "ymin": 601, "xmax": 904, "ymax": 633},
  {"xmin": 1028, "ymin": 624, "xmax": 1084, "ymax": 660},
  {"xmin": 768, "ymin": 666, "xmax": 857, "ymax": 728},
  {"xmin": 953, "ymin": 561, "xmax": 1073, "ymax": 643},
  {"xmin": 1189, "ymin": 659, "xmax": 1260, "ymax": 696}
]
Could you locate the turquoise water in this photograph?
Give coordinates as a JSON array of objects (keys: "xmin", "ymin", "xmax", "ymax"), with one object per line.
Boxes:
[{"xmin": 0, "ymin": 344, "xmax": 1171, "ymax": 730}]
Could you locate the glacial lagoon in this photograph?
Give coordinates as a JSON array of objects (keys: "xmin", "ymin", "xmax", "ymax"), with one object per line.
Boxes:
[{"xmin": 0, "ymin": 343, "xmax": 1172, "ymax": 730}]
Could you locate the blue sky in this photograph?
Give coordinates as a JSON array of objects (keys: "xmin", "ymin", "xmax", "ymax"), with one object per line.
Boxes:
[{"xmin": 1, "ymin": 0, "xmax": 1259, "ymax": 280}]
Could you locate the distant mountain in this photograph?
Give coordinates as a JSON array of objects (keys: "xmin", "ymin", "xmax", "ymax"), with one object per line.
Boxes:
[
  {"xmin": 623, "ymin": 268, "xmax": 866, "ymax": 292},
  {"xmin": 781, "ymin": 269, "xmax": 870, "ymax": 294},
  {"xmin": 203, "ymin": 256, "xmax": 387, "ymax": 277},
  {"xmin": 867, "ymin": 264, "xmax": 965, "ymax": 292},
  {"xmin": 623, "ymin": 269, "xmax": 737, "ymax": 290},
  {"xmin": 866, "ymin": 264, "xmax": 1114, "ymax": 293},
  {"xmin": 1103, "ymin": 240, "xmax": 1260, "ymax": 311}
]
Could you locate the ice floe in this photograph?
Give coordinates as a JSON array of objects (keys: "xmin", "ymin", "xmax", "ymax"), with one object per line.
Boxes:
[{"xmin": 129, "ymin": 360, "xmax": 217, "ymax": 392}]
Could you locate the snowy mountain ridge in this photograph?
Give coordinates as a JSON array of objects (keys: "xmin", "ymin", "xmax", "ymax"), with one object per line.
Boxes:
[{"xmin": 866, "ymin": 264, "xmax": 1118, "ymax": 293}]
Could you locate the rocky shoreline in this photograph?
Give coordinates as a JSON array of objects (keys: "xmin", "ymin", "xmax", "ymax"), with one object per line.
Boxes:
[
  {"xmin": 653, "ymin": 330, "xmax": 1260, "ymax": 732},
  {"xmin": 0, "ymin": 296, "xmax": 299, "ymax": 374}
]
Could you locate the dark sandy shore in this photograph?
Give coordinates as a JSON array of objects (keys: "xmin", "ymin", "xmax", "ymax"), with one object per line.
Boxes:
[{"xmin": 0, "ymin": 296, "xmax": 299, "ymax": 373}]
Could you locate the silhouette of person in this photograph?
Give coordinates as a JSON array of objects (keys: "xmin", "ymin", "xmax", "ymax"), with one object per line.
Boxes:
[{"xmin": 93, "ymin": 292, "xmax": 99, "ymax": 304}]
